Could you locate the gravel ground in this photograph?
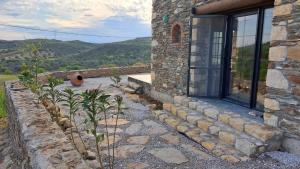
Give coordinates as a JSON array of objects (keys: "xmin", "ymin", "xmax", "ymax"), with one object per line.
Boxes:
[{"xmin": 56, "ymin": 76, "xmax": 300, "ymax": 169}]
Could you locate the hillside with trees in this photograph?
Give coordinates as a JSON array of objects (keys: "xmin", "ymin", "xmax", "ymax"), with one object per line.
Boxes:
[{"xmin": 0, "ymin": 37, "xmax": 151, "ymax": 74}]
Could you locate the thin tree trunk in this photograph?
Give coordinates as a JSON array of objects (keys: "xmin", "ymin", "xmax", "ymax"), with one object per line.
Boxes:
[
  {"xmin": 94, "ymin": 121, "xmax": 104, "ymax": 169},
  {"xmin": 72, "ymin": 116, "xmax": 87, "ymax": 153},
  {"xmin": 112, "ymin": 113, "xmax": 119, "ymax": 169},
  {"xmin": 104, "ymin": 111, "xmax": 112, "ymax": 169},
  {"xmin": 69, "ymin": 115, "xmax": 80, "ymax": 153}
]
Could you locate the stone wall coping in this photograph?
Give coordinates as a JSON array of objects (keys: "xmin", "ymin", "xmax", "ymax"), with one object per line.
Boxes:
[{"xmin": 39, "ymin": 65, "xmax": 150, "ymax": 81}]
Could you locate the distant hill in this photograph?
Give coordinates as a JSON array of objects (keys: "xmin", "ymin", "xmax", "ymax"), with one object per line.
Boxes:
[{"xmin": 0, "ymin": 37, "xmax": 151, "ymax": 73}]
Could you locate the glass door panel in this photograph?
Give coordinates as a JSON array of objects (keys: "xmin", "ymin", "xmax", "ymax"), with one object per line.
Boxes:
[
  {"xmin": 189, "ymin": 16, "xmax": 226, "ymax": 97},
  {"xmin": 256, "ymin": 8, "xmax": 273, "ymax": 110},
  {"xmin": 227, "ymin": 13, "xmax": 258, "ymax": 104}
]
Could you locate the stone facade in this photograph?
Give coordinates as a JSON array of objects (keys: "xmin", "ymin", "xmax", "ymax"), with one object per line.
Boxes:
[
  {"xmin": 264, "ymin": 0, "xmax": 300, "ymax": 155},
  {"xmin": 151, "ymin": 0, "xmax": 192, "ymax": 96},
  {"xmin": 151, "ymin": 0, "xmax": 300, "ymax": 155}
]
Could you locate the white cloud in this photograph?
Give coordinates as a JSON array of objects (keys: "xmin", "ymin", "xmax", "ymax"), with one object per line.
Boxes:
[{"xmin": 0, "ymin": 0, "xmax": 152, "ymax": 29}]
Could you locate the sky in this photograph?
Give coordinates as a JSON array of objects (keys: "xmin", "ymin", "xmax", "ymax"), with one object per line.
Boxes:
[{"xmin": 0, "ymin": 0, "xmax": 152, "ymax": 44}]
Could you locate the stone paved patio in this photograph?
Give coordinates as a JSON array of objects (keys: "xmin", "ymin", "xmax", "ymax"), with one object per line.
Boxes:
[
  {"xmin": 1, "ymin": 76, "xmax": 299, "ymax": 169},
  {"xmin": 55, "ymin": 76, "xmax": 300, "ymax": 169}
]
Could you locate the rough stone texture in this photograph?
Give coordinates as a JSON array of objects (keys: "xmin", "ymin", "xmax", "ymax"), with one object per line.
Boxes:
[
  {"xmin": 127, "ymin": 162, "xmax": 149, "ymax": 169},
  {"xmin": 282, "ymin": 138, "xmax": 300, "ymax": 156},
  {"xmin": 160, "ymin": 133, "xmax": 180, "ymax": 144},
  {"xmin": 187, "ymin": 115, "xmax": 202, "ymax": 125},
  {"xmin": 103, "ymin": 145, "xmax": 145, "ymax": 159},
  {"xmin": 244, "ymin": 124, "xmax": 281, "ymax": 142},
  {"xmin": 219, "ymin": 131, "xmax": 236, "ymax": 145},
  {"xmin": 197, "ymin": 120, "xmax": 213, "ymax": 132},
  {"xmin": 218, "ymin": 114, "xmax": 231, "ymax": 124},
  {"xmin": 181, "ymin": 144, "xmax": 213, "ymax": 159},
  {"xmin": 127, "ymin": 136, "xmax": 149, "ymax": 145},
  {"xmin": 204, "ymin": 108, "xmax": 219, "ymax": 120},
  {"xmin": 5, "ymin": 82, "xmax": 90, "ymax": 169},
  {"xmin": 229, "ymin": 118, "xmax": 245, "ymax": 131},
  {"xmin": 264, "ymin": 98, "xmax": 280, "ymax": 111},
  {"xmin": 148, "ymin": 148, "xmax": 188, "ymax": 164},
  {"xmin": 266, "ymin": 69, "xmax": 289, "ymax": 89},
  {"xmin": 151, "ymin": 0, "xmax": 192, "ymax": 96},
  {"xmin": 125, "ymin": 123, "xmax": 143, "ymax": 135},
  {"xmin": 235, "ymin": 139, "xmax": 257, "ymax": 156},
  {"xmin": 99, "ymin": 118, "xmax": 130, "ymax": 126},
  {"xmin": 269, "ymin": 46, "xmax": 287, "ymax": 61},
  {"xmin": 263, "ymin": 0, "xmax": 300, "ymax": 155}
]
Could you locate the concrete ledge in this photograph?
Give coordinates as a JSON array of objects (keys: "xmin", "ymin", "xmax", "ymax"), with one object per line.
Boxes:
[{"xmin": 5, "ymin": 82, "xmax": 90, "ymax": 169}]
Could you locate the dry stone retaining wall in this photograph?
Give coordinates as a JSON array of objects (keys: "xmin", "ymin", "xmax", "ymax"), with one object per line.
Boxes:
[{"xmin": 5, "ymin": 82, "xmax": 90, "ymax": 169}]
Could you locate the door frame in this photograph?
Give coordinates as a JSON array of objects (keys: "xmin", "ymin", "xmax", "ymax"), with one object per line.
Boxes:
[
  {"xmin": 222, "ymin": 7, "xmax": 272, "ymax": 109},
  {"xmin": 188, "ymin": 5, "xmax": 274, "ymax": 110}
]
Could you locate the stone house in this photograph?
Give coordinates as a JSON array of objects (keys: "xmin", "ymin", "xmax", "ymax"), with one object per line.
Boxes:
[{"xmin": 150, "ymin": 0, "xmax": 300, "ymax": 158}]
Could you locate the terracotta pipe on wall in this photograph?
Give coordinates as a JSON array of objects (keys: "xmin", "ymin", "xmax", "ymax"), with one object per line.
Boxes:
[{"xmin": 194, "ymin": 0, "xmax": 274, "ymax": 15}]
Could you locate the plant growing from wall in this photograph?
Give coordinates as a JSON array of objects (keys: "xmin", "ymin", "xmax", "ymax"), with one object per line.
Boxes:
[
  {"xmin": 43, "ymin": 76, "xmax": 64, "ymax": 120},
  {"xmin": 44, "ymin": 76, "xmax": 64, "ymax": 105},
  {"xmin": 81, "ymin": 89, "xmax": 111, "ymax": 169},
  {"xmin": 60, "ymin": 88, "xmax": 87, "ymax": 157},
  {"xmin": 18, "ymin": 42, "xmax": 45, "ymax": 105}
]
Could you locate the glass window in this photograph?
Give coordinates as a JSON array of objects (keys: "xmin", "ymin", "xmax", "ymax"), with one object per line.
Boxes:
[
  {"xmin": 256, "ymin": 8, "xmax": 273, "ymax": 110},
  {"xmin": 227, "ymin": 13, "xmax": 258, "ymax": 104}
]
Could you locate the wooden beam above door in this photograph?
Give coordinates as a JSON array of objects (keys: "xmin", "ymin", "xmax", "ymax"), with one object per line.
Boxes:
[{"xmin": 194, "ymin": 0, "xmax": 274, "ymax": 15}]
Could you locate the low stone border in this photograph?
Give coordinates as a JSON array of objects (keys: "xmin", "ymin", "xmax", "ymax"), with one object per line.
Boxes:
[
  {"xmin": 39, "ymin": 65, "xmax": 150, "ymax": 81},
  {"xmin": 5, "ymin": 81, "xmax": 91, "ymax": 169}
]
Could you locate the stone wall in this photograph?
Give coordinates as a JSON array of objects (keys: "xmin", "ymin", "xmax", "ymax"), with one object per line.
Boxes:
[
  {"xmin": 39, "ymin": 65, "xmax": 150, "ymax": 81},
  {"xmin": 151, "ymin": 0, "xmax": 192, "ymax": 96},
  {"xmin": 5, "ymin": 82, "xmax": 90, "ymax": 169},
  {"xmin": 264, "ymin": 0, "xmax": 300, "ymax": 155}
]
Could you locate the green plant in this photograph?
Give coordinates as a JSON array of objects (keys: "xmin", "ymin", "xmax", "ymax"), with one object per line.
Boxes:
[
  {"xmin": 44, "ymin": 76, "xmax": 64, "ymax": 105},
  {"xmin": 81, "ymin": 89, "xmax": 111, "ymax": 169},
  {"xmin": 18, "ymin": 42, "xmax": 45, "ymax": 105},
  {"xmin": 110, "ymin": 68, "xmax": 121, "ymax": 86},
  {"xmin": 60, "ymin": 88, "xmax": 87, "ymax": 156},
  {"xmin": 0, "ymin": 88, "xmax": 6, "ymax": 118}
]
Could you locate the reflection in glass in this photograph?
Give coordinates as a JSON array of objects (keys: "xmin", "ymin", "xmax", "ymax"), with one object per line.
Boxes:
[
  {"xmin": 256, "ymin": 8, "xmax": 273, "ymax": 110},
  {"xmin": 189, "ymin": 16, "xmax": 226, "ymax": 97},
  {"xmin": 228, "ymin": 13, "xmax": 258, "ymax": 103}
]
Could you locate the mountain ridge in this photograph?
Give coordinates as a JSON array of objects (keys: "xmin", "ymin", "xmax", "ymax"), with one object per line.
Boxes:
[{"xmin": 0, "ymin": 37, "xmax": 151, "ymax": 73}]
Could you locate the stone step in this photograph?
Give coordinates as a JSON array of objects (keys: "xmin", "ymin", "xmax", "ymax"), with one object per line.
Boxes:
[
  {"xmin": 151, "ymin": 110, "xmax": 249, "ymax": 163},
  {"xmin": 162, "ymin": 102, "xmax": 282, "ymax": 157},
  {"xmin": 120, "ymin": 86, "xmax": 136, "ymax": 94},
  {"xmin": 172, "ymin": 96, "xmax": 283, "ymax": 145},
  {"xmin": 128, "ymin": 81, "xmax": 142, "ymax": 90}
]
